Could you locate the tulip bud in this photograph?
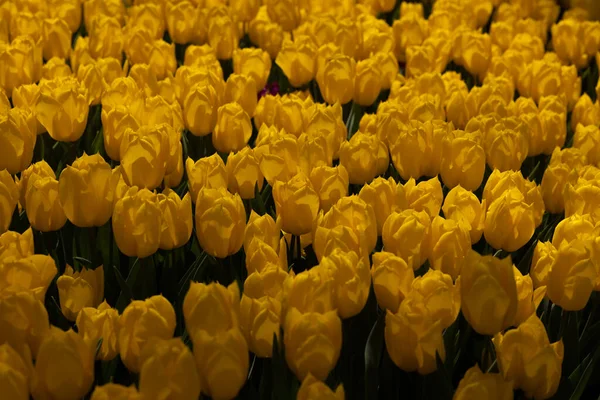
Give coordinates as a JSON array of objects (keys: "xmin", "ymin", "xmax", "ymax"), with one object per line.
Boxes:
[
  {"xmin": 0, "ymin": 254, "xmax": 57, "ymax": 302},
  {"xmin": 88, "ymin": 16, "xmax": 124, "ymax": 61},
  {"xmin": 440, "ymin": 130, "xmax": 486, "ymax": 191},
  {"xmin": 442, "ymin": 185, "xmax": 486, "ymax": 244},
  {"xmin": 358, "ymin": 177, "xmax": 401, "ymax": 235},
  {"xmin": 225, "ymin": 147, "xmax": 263, "ymax": 199},
  {"xmin": 385, "ymin": 297, "xmax": 445, "ymax": 375},
  {"xmin": 371, "ymin": 251, "xmax": 414, "ymax": 314},
  {"xmin": 513, "ymin": 267, "xmax": 546, "ymax": 327},
  {"xmin": 83, "ymin": 0, "xmax": 126, "ymax": 29},
  {"xmin": 193, "ymin": 325, "xmax": 249, "ymax": 400},
  {"xmin": 233, "ymin": 48, "xmax": 271, "ymax": 91},
  {"xmin": 273, "ymin": 173, "xmax": 319, "ymax": 236},
  {"xmin": 552, "ymin": 213, "xmax": 596, "ymax": 248},
  {"xmin": 230, "ymin": 0, "xmax": 260, "ymax": 22},
  {"xmin": 354, "ymin": 57, "xmax": 382, "ymax": 106},
  {"xmin": 32, "ymin": 328, "xmax": 95, "ymax": 400},
  {"xmin": 0, "ymin": 36, "xmax": 42, "ymax": 94},
  {"xmin": 76, "ymin": 301, "xmax": 120, "ymax": 361},
  {"xmin": 57, "ymin": 265, "xmax": 104, "ymax": 322},
  {"xmin": 547, "ymin": 239, "xmax": 596, "ymax": 311},
  {"xmin": 195, "ymin": 187, "xmax": 245, "ymax": 258},
  {"xmin": 276, "ymin": 36, "xmax": 317, "ymax": 88},
  {"xmin": 428, "ymin": 216, "xmax": 471, "ymax": 280},
  {"xmin": 0, "ymin": 108, "xmax": 37, "ymax": 174},
  {"xmin": 461, "ymin": 251, "xmax": 518, "ymax": 335},
  {"xmin": 318, "ymin": 249, "xmax": 370, "ymax": 319},
  {"xmin": 90, "ymin": 384, "xmax": 139, "ymax": 400},
  {"xmin": 11, "ymin": 83, "xmax": 46, "ymax": 135},
  {"xmin": 37, "ymin": 77, "xmax": 89, "ymax": 142},
  {"xmin": 0, "ymin": 292, "xmax": 50, "ymax": 358},
  {"xmin": 41, "ymin": 18, "xmax": 71, "ymax": 61},
  {"xmin": 453, "ymin": 31, "xmax": 492, "ymax": 78},
  {"xmin": 240, "ymin": 291, "xmax": 282, "ymax": 358},
  {"xmin": 573, "ymin": 124, "xmax": 600, "ymax": 165},
  {"xmin": 404, "ymin": 176, "xmax": 444, "ymax": 219},
  {"xmin": 0, "ymin": 228, "xmax": 34, "ymax": 261},
  {"xmin": 207, "ymin": 13, "xmax": 239, "ymax": 60},
  {"xmin": 212, "ymin": 102, "xmax": 252, "ymax": 153},
  {"xmin": 484, "ymin": 188, "xmax": 536, "ymax": 252},
  {"xmin": 453, "ymin": 364, "xmax": 513, "ymax": 400},
  {"xmin": 484, "ymin": 118, "xmax": 529, "ymax": 172},
  {"xmin": 309, "ymin": 165, "xmax": 349, "ymax": 213},
  {"xmin": 339, "ymin": 133, "xmax": 382, "ymax": 185},
  {"xmin": 119, "ymin": 125, "xmax": 170, "ymax": 190},
  {"xmin": 266, "ymin": 0, "xmax": 301, "ymax": 32},
  {"xmin": 138, "ymin": 338, "xmax": 201, "ymax": 400},
  {"xmin": 0, "ymin": 342, "xmax": 32, "ymax": 400},
  {"xmin": 112, "ymin": 187, "xmax": 162, "ymax": 258},
  {"xmin": 118, "ymin": 296, "xmax": 176, "ymax": 373},
  {"xmin": 157, "ymin": 189, "xmax": 192, "ymax": 251},
  {"xmin": 316, "ymin": 54, "xmax": 355, "ymax": 105},
  {"xmin": 382, "ymin": 209, "xmax": 431, "ymax": 271},
  {"xmin": 58, "ymin": 154, "xmax": 119, "ymax": 227},
  {"xmin": 530, "ymin": 241, "xmax": 556, "ymax": 289},
  {"xmin": 0, "ymin": 170, "xmax": 17, "ymax": 234},
  {"xmin": 297, "ymin": 374, "xmax": 344, "ymax": 400},
  {"xmin": 284, "ymin": 308, "xmax": 341, "ymax": 381},
  {"xmin": 410, "ymin": 269, "xmax": 461, "ymax": 329},
  {"xmin": 20, "ymin": 163, "xmax": 54, "ymax": 214},
  {"xmin": 493, "ymin": 314, "xmax": 564, "ymax": 400},
  {"xmin": 165, "ymin": 1, "xmax": 196, "ymax": 44},
  {"xmin": 244, "ymin": 211, "xmax": 281, "ymax": 254},
  {"xmin": 283, "ymin": 267, "xmax": 336, "ymax": 314},
  {"xmin": 186, "ymin": 154, "xmax": 228, "ymax": 203},
  {"xmin": 25, "ymin": 175, "xmax": 67, "ymax": 232}
]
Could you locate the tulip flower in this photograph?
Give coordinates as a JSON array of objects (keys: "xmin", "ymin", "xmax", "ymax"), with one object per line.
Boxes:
[
  {"xmin": 57, "ymin": 265, "xmax": 104, "ymax": 322},
  {"xmin": 76, "ymin": 302, "xmax": 120, "ymax": 361}
]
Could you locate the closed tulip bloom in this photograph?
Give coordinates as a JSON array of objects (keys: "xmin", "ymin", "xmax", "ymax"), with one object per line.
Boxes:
[
  {"xmin": 0, "ymin": 171, "xmax": 18, "ymax": 234},
  {"xmin": 530, "ymin": 241, "xmax": 556, "ymax": 289},
  {"xmin": 318, "ymin": 249, "xmax": 370, "ymax": 319},
  {"xmin": 564, "ymin": 180, "xmax": 600, "ymax": 220},
  {"xmin": 513, "ymin": 267, "xmax": 546, "ymax": 327},
  {"xmin": 404, "ymin": 177, "xmax": 444, "ymax": 219},
  {"xmin": 339, "ymin": 133, "xmax": 381, "ymax": 185},
  {"xmin": 101, "ymin": 105, "xmax": 143, "ymax": 161},
  {"xmin": 453, "ymin": 364, "xmax": 513, "ymax": 400},
  {"xmin": 316, "ymin": 54, "xmax": 355, "ymax": 105},
  {"xmin": 157, "ymin": 189, "xmax": 192, "ymax": 250},
  {"xmin": 0, "ymin": 254, "xmax": 56, "ymax": 301},
  {"xmin": 193, "ymin": 326, "xmax": 249, "ymax": 400},
  {"xmin": 310, "ymin": 165, "xmax": 349, "ymax": 213},
  {"xmin": 0, "ymin": 342, "xmax": 31, "ymax": 400},
  {"xmin": 138, "ymin": 338, "xmax": 201, "ymax": 400},
  {"xmin": 276, "ymin": 36, "xmax": 317, "ymax": 88},
  {"xmin": 41, "ymin": 18, "xmax": 71, "ymax": 60},
  {"xmin": 240, "ymin": 293, "xmax": 281, "ymax": 358},
  {"xmin": 90, "ymin": 384, "xmax": 140, "ymax": 400},
  {"xmin": 208, "ymin": 13, "xmax": 239, "ymax": 60},
  {"xmin": 195, "ymin": 187, "xmax": 245, "ymax": 258},
  {"xmin": 385, "ymin": 298, "xmax": 445, "ymax": 375},
  {"xmin": 183, "ymin": 83, "xmax": 219, "ymax": 137},
  {"xmin": 389, "ymin": 120, "xmax": 432, "ymax": 180},
  {"xmin": 25, "ymin": 175, "xmax": 67, "ymax": 232},
  {"xmin": 284, "ymin": 308, "xmax": 341, "ymax": 381},
  {"xmin": 0, "ymin": 36, "xmax": 41, "ymax": 94},
  {"xmin": 440, "ymin": 130, "xmax": 486, "ymax": 191},
  {"xmin": 165, "ymin": 1, "xmax": 196, "ymax": 44},
  {"xmin": 461, "ymin": 251, "xmax": 518, "ymax": 335},
  {"xmin": 233, "ymin": 48, "xmax": 271, "ymax": 91},
  {"xmin": 429, "ymin": 216, "xmax": 471, "ymax": 280},
  {"xmin": 230, "ymin": 0, "xmax": 260, "ymax": 22},
  {"xmin": 0, "ymin": 228, "xmax": 34, "ymax": 261},
  {"xmin": 273, "ymin": 173, "xmax": 319, "ymax": 236},
  {"xmin": 274, "ymin": 96, "xmax": 307, "ymax": 139},
  {"xmin": 36, "ymin": 77, "xmax": 89, "ymax": 142},
  {"xmin": 112, "ymin": 187, "xmax": 161, "ymax": 258},
  {"xmin": 119, "ymin": 296, "xmax": 176, "ymax": 373},
  {"xmin": 58, "ymin": 154, "xmax": 119, "ymax": 227},
  {"xmin": 244, "ymin": 211, "xmax": 281, "ymax": 255},
  {"xmin": 442, "ymin": 186, "xmax": 486, "ymax": 244},
  {"xmin": 0, "ymin": 108, "xmax": 37, "ymax": 174},
  {"xmin": 76, "ymin": 302, "xmax": 120, "ymax": 361},
  {"xmin": 493, "ymin": 314, "xmax": 564, "ymax": 400},
  {"xmin": 32, "ymin": 328, "xmax": 95, "ymax": 400},
  {"xmin": 225, "ymin": 74, "xmax": 258, "ymax": 117},
  {"xmin": 0, "ymin": 292, "xmax": 50, "ymax": 358},
  {"xmin": 552, "ymin": 213, "xmax": 596, "ymax": 247},
  {"xmin": 212, "ymin": 103, "xmax": 252, "ymax": 154},
  {"xmin": 371, "ymin": 252, "xmax": 414, "ymax": 313},
  {"xmin": 186, "ymin": 154, "xmax": 227, "ymax": 203},
  {"xmin": 573, "ymin": 124, "xmax": 600, "ymax": 165},
  {"xmin": 11, "ymin": 84, "xmax": 45, "ymax": 135},
  {"xmin": 484, "ymin": 118, "xmax": 529, "ymax": 172},
  {"xmin": 382, "ymin": 209, "xmax": 431, "ymax": 270},
  {"xmin": 354, "ymin": 57, "xmax": 382, "ymax": 106},
  {"xmin": 358, "ymin": 177, "xmax": 400, "ymax": 235},
  {"xmin": 297, "ymin": 374, "xmax": 344, "ymax": 400},
  {"xmin": 39, "ymin": 58, "xmax": 71, "ymax": 80},
  {"xmin": 409, "ymin": 269, "xmax": 461, "ymax": 329},
  {"xmin": 547, "ymin": 240, "xmax": 596, "ymax": 311},
  {"xmin": 57, "ymin": 265, "xmax": 104, "ymax": 322},
  {"xmin": 83, "ymin": 0, "xmax": 125, "ymax": 30},
  {"xmin": 284, "ymin": 268, "xmax": 336, "ymax": 314},
  {"xmin": 484, "ymin": 188, "xmax": 536, "ymax": 252},
  {"xmin": 571, "ymin": 94, "xmax": 599, "ymax": 132},
  {"xmin": 266, "ymin": 0, "xmax": 301, "ymax": 32},
  {"xmin": 76, "ymin": 59, "xmax": 123, "ymax": 106},
  {"xmin": 119, "ymin": 125, "xmax": 169, "ymax": 190},
  {"xmin": 246, "ymin": 240, "xmax": 284, "ymax": 275},
  {"xmin": 226, "ymin": 147, "xmax": 263, "ymax": 200}
]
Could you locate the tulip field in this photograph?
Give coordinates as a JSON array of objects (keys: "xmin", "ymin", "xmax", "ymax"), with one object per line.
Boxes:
[{"xmin": 3, "ymin": 0, "xmax": 600, "ymax": 399}]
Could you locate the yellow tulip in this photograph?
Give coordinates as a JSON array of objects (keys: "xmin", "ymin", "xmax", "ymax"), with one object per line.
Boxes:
[
  {"xmin": 157, "ymin": 189, "xmax": 192, "ymax": 251},
  {"xmin": 0, "ymin": 228, "xmax": 34, "ymax": 261},
  {"xmin": 57, "ymin": 265, "xmax": 104, "ymax": 322},
  {"xmin": 0, "ymin": 108, "xmax": 37, "ymax": 174},
  {"xmin": 371, "ymin": 251, "xmax": 414, "ymax": 314},
  {"xmin": 442, "ymin": 185, "xmax": 486, "ymax": 244},
  {"xmin": 428, "ymin": 216, "xmax": 471, "ymax": 280},
  {"xmin": 339, "ymin": 133, "xmax": 383, "ymax": 185},
  {"xmin": 453, "ymin": 364, "xmax": 513, "ymax": 400},
  {"xmin": 240, "ymin": 294, "xmax": 281, "ymax": 358},
  {"xmin": 276, "ymin": 36, "xmax": 317, "ymax": 88},
  {"xmin": 297, "ymin": 374, "xmax": 344, "ymax": 400},
  {"xmin": 382, "ymin": 209, "xmax": 431, "ymax": 270},
  {"xmin": 233, "ymin": 48, "xmax": 272, "ymax": 91},
  {"xmin": 273, "ymin": 173, "xmax": 320, "ymax": 236},
  {"xmin": 90, "ymin": 384, "xmax": 140, "ymax": 400},
  {"xmin": 25, "ymin": 175, "xmax": 67, "ymax": 232},
  {"xmin": 226, "ymin": 147, "xmax": 264, "ymax": 199},
  {"xmin": 212, "ymin": 102, "xmax": 252, "ymax": 154},
  {"xmin": 0, "ymin": 342, "xmax": 32, "ymax": 400},
  {"xmin": 76, "ymin": 301, "xmax": 120, "ymax": 361},
  {"xmin": 0, "ymin": 170, "xmax": 18, "ymax": 235},
  {"xmin": 310, "ymin": 165, "xmax": 349, "ymax": 213},
  {"xmin": 316, "ymin": 54, "xmax": 355, "ymax": 105}
]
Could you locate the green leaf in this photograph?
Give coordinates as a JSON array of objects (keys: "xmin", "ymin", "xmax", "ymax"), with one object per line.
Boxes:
[
  {"xmin": 562, "ymin": 311, "xmax": 580, "ymax": 377},
  {"xmin": 365, "ymin": 312, "xmax": 386, "ymax": 399},
  {"xmin": 569, "ymin": 344, "xmax": 600, "ymax": 400},
  {"xmin": 114, "ymin": 259, "xmax": 140, "ymax": 312}
]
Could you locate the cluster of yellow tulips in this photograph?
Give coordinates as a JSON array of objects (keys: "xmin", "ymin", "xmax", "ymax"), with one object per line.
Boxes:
[{"xmin": 1, "ymin": 0, "xmax": 600, "ymax": 399}]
